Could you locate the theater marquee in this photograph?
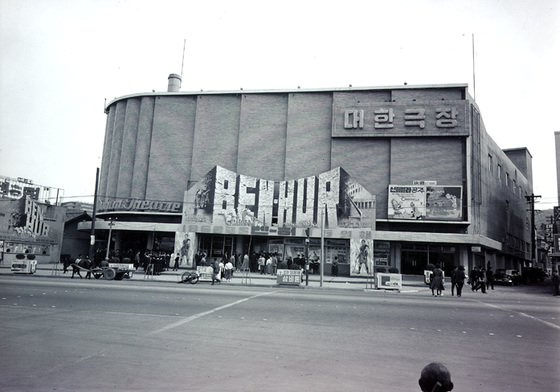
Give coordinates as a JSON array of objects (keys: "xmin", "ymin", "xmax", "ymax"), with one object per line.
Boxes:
[
  {"xmin": 178, "ymin": 166, "xmax": 376, "ymax": 237},
  {"xmin": 332, "ymin": 100, "xmax": 468, "ymax": 137}
]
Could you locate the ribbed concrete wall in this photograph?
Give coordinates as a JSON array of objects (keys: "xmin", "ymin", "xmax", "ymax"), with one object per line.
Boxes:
[
  {"xmin": 285, "ymin": 93, "xmax": 332, "ymax": 180},
  {"xmin": 116, "ymin": 98, "xmax": 140, "ymax": 198},
  {"xmin": 190, "ymin": 95, "xmax": 241, "ymax": 182},
  {"xmin": 332, "ymin": 138, "xmax": 391, "ymax": 217},
  {"xmin": 105, "ymin": 101, "xmax": 126, "ymax": 198},
  {"xmin": 238, "ymin": 94, "xmax": 288, "ymax": 180},
  {"xmin": 390, "ymin": 137, "xmax": 464, "ymax": 185},
  {"xmin": 146, "ymin": 96, "xmax": 197, "ymax": 203},
  {"xmin": 130, "ymin": 97, "xmax": 155, "ymax": 199}
]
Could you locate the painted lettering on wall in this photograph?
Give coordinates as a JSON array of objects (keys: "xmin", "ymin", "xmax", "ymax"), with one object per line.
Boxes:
[
  {"xmin": 333, "ymin": 101, "xmax": 468, "ymax": 137},
  {"xmin": 98, "ymin": 198, "xmax": 182, "ymax": 213},
  {"xmin": 182, "ymin": 166, "xmax": 376, "ymax": 230}
]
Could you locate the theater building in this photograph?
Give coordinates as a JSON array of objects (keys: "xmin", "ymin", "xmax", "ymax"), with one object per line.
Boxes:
[{"xmin": 88, "ymin": 75, "xmax": 533, "ymax": 276}]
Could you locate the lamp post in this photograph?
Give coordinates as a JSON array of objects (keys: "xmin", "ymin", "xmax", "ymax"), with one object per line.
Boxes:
[{"xmin": 105, "ymin": 218, "xmax": 115, "ymax": 261}]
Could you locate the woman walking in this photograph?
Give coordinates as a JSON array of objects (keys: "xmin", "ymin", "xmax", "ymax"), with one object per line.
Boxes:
[{"xmin": 430, "ymin": 264, "xmax": 445, "ymax": 296}]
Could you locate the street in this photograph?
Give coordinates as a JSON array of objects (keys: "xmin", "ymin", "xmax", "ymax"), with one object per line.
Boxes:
[{"xmin": 0, "ymin": 275, "xmax": 558, "ymax": 391}]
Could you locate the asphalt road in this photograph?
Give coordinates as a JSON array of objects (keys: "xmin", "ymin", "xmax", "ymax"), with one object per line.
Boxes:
[{"xmin": 0, "ymin": 276, "xmax": 558, "ymax": 392}]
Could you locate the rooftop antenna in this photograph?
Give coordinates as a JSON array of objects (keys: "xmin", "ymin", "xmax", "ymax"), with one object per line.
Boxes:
[
  {"xmin": 180, "ymin": 38, "xmax": 186, "ymax": 79},
  {"xmin": 472, "ymin": 33, "xmax": 476, "ymax": 101}
]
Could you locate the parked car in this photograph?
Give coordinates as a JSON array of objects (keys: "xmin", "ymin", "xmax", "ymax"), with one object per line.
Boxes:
[
  {"xmin": 521, "ymin": 267, "xmax": 548, "ymax": 284},
  {"xmin": 494, "ymin": 269, "xmax": 520, "ymax": 286}
]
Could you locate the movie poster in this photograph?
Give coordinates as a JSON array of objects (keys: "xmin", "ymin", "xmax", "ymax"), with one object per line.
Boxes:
[
  {"xmin": 174, "ymin": 231, "xmax": 196, "ymax": 268},
  {"xmin": 350, "ymin": 238, "xmax": 373, "ymax": 276},
  {"xmin": 426, "ymin": 186, "xmax": 462, "ymax": 221},
  {"xmin": 388, "ymin": 185, "xmax": 426, "ymax": 220}
]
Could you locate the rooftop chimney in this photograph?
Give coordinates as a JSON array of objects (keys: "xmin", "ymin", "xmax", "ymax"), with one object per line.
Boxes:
[{"xmin": 167, "ymin": 73, "xmax": 182, "ymax": 92}]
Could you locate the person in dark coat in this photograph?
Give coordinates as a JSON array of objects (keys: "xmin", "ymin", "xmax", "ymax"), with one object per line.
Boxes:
[
  {"xmin": 455, "ymin": 265, "xmax": 466, "ymax": 297},
  {"xmin": 470, "ymin": 266, "xmax": 480, "ymax": 291},
  {"xmin": 430, "ymin": 264, "xmax": 445, "ymax": 296},
  {"xmin": 552, "ymin": 270, "xmax": 559, "ymax": 296},
  {"xmin": 486, "ymin": 265, "xmax": 495, "ymax": 290},
  {"xmin": 450, "ymin": 266, "xmax": 458, "ymax": 296}
]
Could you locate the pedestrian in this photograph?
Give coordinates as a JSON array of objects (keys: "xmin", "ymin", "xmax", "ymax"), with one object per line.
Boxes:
[
  {"xmin": 479, "ymin": 267, "xmax": 487, "ymax": 293},
  {"xmin": 455, "ymin": 265, "xmax": 466, "ymax": 297},
  {"xmin": 331, "ymin": 256, "xmax": 339, "ymax": 276},
  {"xmin": 211, "ymin": 258, "xmax": 221, "ymax": 285},
  {"xmin": 470, "ymin": 266, "xmax": 480, "ymax": 291},
  {"xmin": 82, "ymin": 256, "xmax": 92, "ymax": 279},
  {"xmin": 224, "ymin": 258, "xmax": 234, "ymax": 281},
  {"xmin": 418, "ymin": 362, "xmax": 454, "ymax": 392},
  {"xmin": 71, "ymin": 255, "xmax": 83, "ymax": 279},
  {"xmin": 450, "ymin": 266, "xmax": 458, "ymax": 296},
  {"xmin": 551, "ymin": 270, "xmax": 559, "ymax": 296},
  {"xmin": 172, "ymin": 253, "xmax": 180, "ymax": 271},
  {"xmin": 258, "ymin": 254, "xmax": 265, "ymax": 274},
  {"xmin": 430, "ymin": 264, "xmax": 445, "ymax": 296},
  {"xmin": 486, "ymin": 265, "xmax": 495, "ymax": 290}
]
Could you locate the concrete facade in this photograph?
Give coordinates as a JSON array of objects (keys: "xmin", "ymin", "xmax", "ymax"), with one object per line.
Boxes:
[{"xmin": 93, "ymin": 83, "xmax": 533, "ymax": 275}]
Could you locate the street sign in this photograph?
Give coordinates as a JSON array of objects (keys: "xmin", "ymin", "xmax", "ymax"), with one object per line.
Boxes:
[{"xmin": 277, "ymin": 269, "xmax": 302, "ymax": 286}]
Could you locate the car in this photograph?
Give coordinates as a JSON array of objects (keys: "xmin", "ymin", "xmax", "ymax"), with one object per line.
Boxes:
[
  {"xmin": 521, "ymin": 267, "xmax": 548, "ymax": 284},
  {"xmin": 494, "ymin": 269, "xmax": 520, "ymax": 286}
]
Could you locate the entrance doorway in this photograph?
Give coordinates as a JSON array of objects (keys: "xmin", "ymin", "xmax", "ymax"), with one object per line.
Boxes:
[{"xmin": 401, "ymin": 243, "xmax": 458, "ymax": 275}]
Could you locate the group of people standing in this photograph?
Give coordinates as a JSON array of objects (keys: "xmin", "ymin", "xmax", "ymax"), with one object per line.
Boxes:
[
  {"xmin": 469, "ymin": 265, "xmax": 495, "ymax": 293},
  {"xmin": 430, "ymin": 263, "xmax": 495, "ymax": 297}
]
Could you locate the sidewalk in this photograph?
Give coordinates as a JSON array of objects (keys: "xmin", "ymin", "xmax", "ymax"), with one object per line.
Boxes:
[{"xmin": 0, "ymin": 263, "xmax": 428, "ymax": 292}]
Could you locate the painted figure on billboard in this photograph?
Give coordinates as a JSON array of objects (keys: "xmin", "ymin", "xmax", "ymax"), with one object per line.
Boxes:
[
  {"xmin": 388, "ymin": 186, "xmax": 426, "ymax": 220},
  {"xmin": 174, "ymin": 231, "xmax": 195, "ymax": 268},
  {"xmin": 388, "ymin": 185, "xmax": 463, "ymax": 221},
  {"xmin": 350, "ymin": 238, "xmax": 373, "ymax": 276}
]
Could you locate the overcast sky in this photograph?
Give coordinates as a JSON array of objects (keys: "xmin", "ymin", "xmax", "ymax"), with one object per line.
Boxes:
[{"xmin": 0, "ymin": 0, "xmax": 558, "ymax": 209}]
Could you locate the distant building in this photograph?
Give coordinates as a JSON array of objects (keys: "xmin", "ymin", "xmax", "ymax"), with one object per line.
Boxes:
[
  {"xmin": 61, "ymin": 201, "xmax": 94, "ymax": 219},
  {"xmin": 555, "ymin": 131, "xmax": 560, "ymax": 206},
  {"xmin": 88, "ymin": 78, "xmax": 533, "ymax": 275},
  {"xmin": 0, "ymin": 175, "xmax": 63, "ymax": 204}
]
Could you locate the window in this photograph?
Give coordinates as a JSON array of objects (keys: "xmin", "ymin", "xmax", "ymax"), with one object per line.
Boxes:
[
  {"xmin": 506, "ymin": 172, "xmax": 510, "ymax": 189},
  {"xmin": 497, "ymin": 164, "xmax": 502, "ymax": 184},
  {"xmin": 488, "ymin": 154, "xmax": 493, "ymax": 174}
]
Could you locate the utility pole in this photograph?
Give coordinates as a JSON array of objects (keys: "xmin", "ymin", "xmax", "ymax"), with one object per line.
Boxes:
[
  {"xmin": 88, "ymin": 168, "xmax": 99, "ymax": 262},
  {"xmin": 305, "ymin": 227, "xmax": 310, "ymax": 286},
  {"xmin": 525, "ymin": 193, "xmax": 541, "ymax": 266},
  {"xmin": 105, "ymin": 218, "xmax": 115, "ymax": 261}
]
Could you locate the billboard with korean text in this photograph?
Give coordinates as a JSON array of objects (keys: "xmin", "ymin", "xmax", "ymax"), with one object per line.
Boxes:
[
  {"xmin": 332, "ymin": 101, "xmax": 469, "ymax": 137},
  {"xmin": 388, "ymin": 185, "xmax": 463, "ymax": 221}
]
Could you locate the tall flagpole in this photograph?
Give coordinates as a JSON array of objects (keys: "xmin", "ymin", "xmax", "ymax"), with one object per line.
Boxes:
[
  {"xmin": 180, "ymin": 38, "xmax": 186, "ymax": 79},
  {"xmin": 472, "ymin": 33, "xmax": 476, "ymax": 101}
]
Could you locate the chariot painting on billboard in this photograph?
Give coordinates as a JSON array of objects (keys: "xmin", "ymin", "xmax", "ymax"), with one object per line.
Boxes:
[{"xmin": 425, "ymin": 186, "xmax": 462, "ymax": 220}]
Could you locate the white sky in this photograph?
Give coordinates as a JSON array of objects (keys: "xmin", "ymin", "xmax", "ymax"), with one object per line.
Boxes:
[{"xmin": 1, "ymin": 0, "xmax": 558, "ymax": 209}]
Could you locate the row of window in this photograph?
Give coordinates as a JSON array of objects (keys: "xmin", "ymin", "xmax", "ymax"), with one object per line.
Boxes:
[{"xmin": 487, "ymin": 154, "xmax": 525, "ymax": 198}]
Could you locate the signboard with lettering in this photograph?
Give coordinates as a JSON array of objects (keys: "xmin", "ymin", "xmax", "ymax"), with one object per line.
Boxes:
[
  {"xmin": 376, "ymin": 273, "xmax": 402, "ymax": 290},
  {"xmin": 98, "ymin": 198, "xmax": 182, "ymax": 213},
  {"xmin": 180, "ymin": 166, "xmax": 376, "ymax": 231},
  {"xmin": 332, "ymin": 101, "xmax": 468, "ymax": 137},
  {"xmin": 276, "ymin": 269, "xmax": 302, "ymax": 286},
  {"xmin": 388, "ymin": 185, "xmax": 463, "ymax": 221}
]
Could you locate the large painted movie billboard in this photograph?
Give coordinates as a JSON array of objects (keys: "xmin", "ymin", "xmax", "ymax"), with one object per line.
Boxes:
[
  {"xmin": 388, "ymin": 185, "xmax": 463, "ymax": 221},
  {"xmin": 0, "ymin": 196, "xmax": 65, "ymax": 260},
  {"xmin": 181, "ymin": 166, "xmax": 376, "ymax": 231}
]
